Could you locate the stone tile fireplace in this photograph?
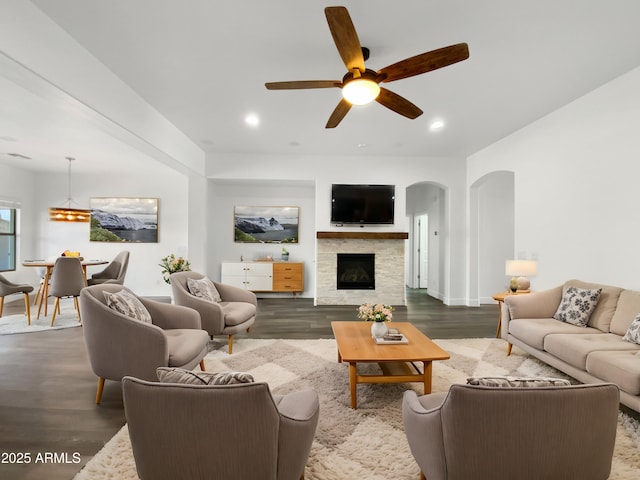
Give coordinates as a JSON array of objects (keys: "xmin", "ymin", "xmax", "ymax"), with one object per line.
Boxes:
[{"xmin": 315, "ymin": 231, "xmax": 408, "ymax": 306}]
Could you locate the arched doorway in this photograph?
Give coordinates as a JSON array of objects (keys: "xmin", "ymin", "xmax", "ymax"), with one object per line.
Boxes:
[
  {"xmin": 469, "ymin": 171, "xmax": 515, "ymax": 305},
  {"xmin": 406, "ymin": 182, "xmax": 447, "ymax": 301}
]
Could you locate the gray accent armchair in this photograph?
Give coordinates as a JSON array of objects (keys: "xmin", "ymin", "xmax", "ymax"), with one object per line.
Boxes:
[
  {"xmin": 170, "ymin": 271, "xmax": 256, "ymax": 353},
  {"xmin": 402, "ymin": 383, "xmax": 620, "ymax": 480},
  {"xmin": 79, "ymin": 284, "xmax": 210, "ymax": 404},
  {"xmin": 122, "ymin": 377, "xmax": 319, "ymax": 480},
  {"xmin": 87, "ymin": 250, "xmax": 129, "ymax": 285}
]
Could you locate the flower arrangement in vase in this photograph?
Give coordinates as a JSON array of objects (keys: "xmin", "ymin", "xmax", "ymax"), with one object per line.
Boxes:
[
  {"xmin": 159, "ymin": 254, "xmax": 191, "ymax": 284},
  {"xmin": 357, "ymin": 303, "xmax": 394, "ymax": 338}
]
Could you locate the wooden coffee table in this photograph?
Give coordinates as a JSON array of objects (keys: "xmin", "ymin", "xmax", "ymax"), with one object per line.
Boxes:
[{"xmin": 331, "ymin": 321, "xmax": 450, "ymax": 409}]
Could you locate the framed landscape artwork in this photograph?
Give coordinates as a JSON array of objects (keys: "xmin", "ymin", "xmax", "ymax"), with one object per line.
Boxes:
[
  {"xmin": 234, "ymin": 206, "xmax": 299, "ymax": 243},
  {"xmin": 90, "ymin": 197, "xmax": 159, "ymax": 243}
]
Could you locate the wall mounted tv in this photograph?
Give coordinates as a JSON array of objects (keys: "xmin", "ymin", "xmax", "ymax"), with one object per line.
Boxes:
[{"xmin": 331, "ymin": 184, "xmax": 395, "ymax": 225}]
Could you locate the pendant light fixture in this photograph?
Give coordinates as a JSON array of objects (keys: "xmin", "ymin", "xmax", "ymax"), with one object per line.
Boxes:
[{"xmin": 48, "ymin": 157, "xmax": 91, "ymax": 222}]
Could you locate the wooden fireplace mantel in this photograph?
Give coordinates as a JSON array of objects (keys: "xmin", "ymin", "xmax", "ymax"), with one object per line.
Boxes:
[{"xmin": 316, "ymin": 231, "xmax": 408, "ymax": 240}]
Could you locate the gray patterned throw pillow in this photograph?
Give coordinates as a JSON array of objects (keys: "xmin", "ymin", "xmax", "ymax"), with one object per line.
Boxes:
[
  {"xmin": 622, "ymin": 313, "xmax": 640, "ymax": 345},
  {"xmin": 104, "ymin": 289, "xmax": 152, "ymax": 323},
  {"xmin": 467, "ymin": 376, "xmax": 572, "ymax": 387},
  {"xmin": 553, "ymin": 286, "xmax": 602, "ymax": 327},
  {"xmin": 156, "ymin": 367, "xmax": 254, "ymax": 385},
  {"xmin": 187, "ymin": 277, "xmax": 222, "ymax": 303}
]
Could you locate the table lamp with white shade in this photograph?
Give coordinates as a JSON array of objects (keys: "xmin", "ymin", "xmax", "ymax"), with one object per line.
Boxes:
[{"xmin": 505, "ymin": 260, "xmax": 537, "ymax": 292}]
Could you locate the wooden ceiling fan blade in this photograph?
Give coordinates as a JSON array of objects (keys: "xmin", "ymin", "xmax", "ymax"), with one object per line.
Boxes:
[
  {"xmin": 325, "ymin": 6, "xmax": 365, "ymax": 72},
  {"xmin": 377, "ymin": 43, "xmax": 469, "ymax": 83},
  {"xmin": 326, "ymin": 99, "xmax": 352, "ymax": 128},
  {"xmin": 265, "ymin": 80, "xmax": 341, "ymax": 90},
  {"xmin": 376, "ymin": 88, "xmax": 423, "ymax": 119}
]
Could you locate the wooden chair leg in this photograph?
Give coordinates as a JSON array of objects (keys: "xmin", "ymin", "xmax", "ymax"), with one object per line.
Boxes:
[
  {"xmin": 228, "ymin": 335, "xmax": 233, "ymax": 354},
  {"xmin": 33, "ymin": 282, "xmax": 43, "ymax": 306},
  {"xmin": 420, "ymin": 471, "xmax": 426, "ymax": 480},
  {"xmin": 95, "ymin": 377, "xmax": 105, "ymax": 404},
  {"xmin": 507, "ymin": 343, "xmax": 513, "ymax": 356},
  {"xmin": 23, "ymin": 293, "xmax": 31, "ymax": 325},
  {"xmin": 200, "ymin": 360, "xmax": 206, "ymax": 371},
  {"xmin": 37, "ymin": 293, "xmax": 44, "ymax": 319},
  {"xmin": 74, "ymin": 297, "xmax": 81, "ymax": 323},
  {"xmin": 0, "ymin": 296, "xmax": 4, "ymax": 317},
  {"xmin": 50, "ymin": 297, "xmax": 60, "ymax": 327}
]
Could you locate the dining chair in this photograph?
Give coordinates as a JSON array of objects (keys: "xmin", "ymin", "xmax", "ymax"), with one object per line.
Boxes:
[
  {"xmin": 0, "ymin": 274, "xmax": 34, "ymax": 325},
  {"xmin": 49, "ymin": 256, "xmax": 86, "ymax": 326},
  {"xmin": 87, "ymin": 250, "xmax": 130, "ymax": 285}
]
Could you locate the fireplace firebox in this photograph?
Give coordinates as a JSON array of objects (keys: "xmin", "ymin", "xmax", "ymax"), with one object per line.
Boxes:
[{"xmin": 337, "ymin": 253, "xmax": 375, "ymax": 290}]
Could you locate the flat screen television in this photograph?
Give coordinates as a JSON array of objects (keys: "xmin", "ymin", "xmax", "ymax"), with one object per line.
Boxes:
[{"xmin": 331, "ymin": 184, "xmax": 395, "ymax": 225}]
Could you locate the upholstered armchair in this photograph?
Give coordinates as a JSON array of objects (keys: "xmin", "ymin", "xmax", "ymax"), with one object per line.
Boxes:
[
  {"xmin": 79, "ymin": 284, "xmax": 210, "ymax": 404},
  {"xmin": 170, "ymin": 271, "xmax": 256, "ymax": 353},
  {"xmin": 402, "ymin": 383, "xmax": 620, "ymax": 480},
  {"xmin": 122, "ymin": 377, "xmax": 319, "ymax": 480},
  {"xmin": 87, "ymin": 250, "xmax": 129, "ymax": 285}
]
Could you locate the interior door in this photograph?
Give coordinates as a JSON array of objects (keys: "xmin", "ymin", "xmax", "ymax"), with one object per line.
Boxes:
[{"xmin": 417, "ymin": 214, "xmax": 429, "ymax": 288}]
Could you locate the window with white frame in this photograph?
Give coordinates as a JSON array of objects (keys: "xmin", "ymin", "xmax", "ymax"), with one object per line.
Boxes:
[{"xmin": 0, "ymin": 207, "xmax": 16, "ymax": 272}]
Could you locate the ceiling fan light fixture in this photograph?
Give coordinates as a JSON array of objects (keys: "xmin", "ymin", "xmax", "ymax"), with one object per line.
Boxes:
[{"xmin": 342, "ymin": 78, "xmax": 380, "ymax": 105}]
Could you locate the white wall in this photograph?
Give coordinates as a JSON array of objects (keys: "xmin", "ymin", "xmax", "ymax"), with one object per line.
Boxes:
[
  {"xmin": 468, "ymin": 66, "xmax": 640, "ymax": 291},
  {"xmin": 1, "ymin": 1, "xmax": 207, "ymax": 297},
  {"xmin": 0, "ymin": 164, "xmax": 37, "ymax": 284},
  {"xmin": 470, "ymin": 171, "xmax": 515, "ymax": 304},
  {"xmin": 207, "ymin": 179, "xmax": 316, "ymax": 297},
  {"xmin": 208, "ymin": 153, "xmax": 468, "ymax": 304},
  {"xmin": 5, "ymin": 165, "xmax": 190, "ymax": 296}
]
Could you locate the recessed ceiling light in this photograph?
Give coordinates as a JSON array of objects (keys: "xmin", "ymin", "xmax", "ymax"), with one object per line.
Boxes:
[
  {"xmin": 429, "ymin": 119, "xmax": 445, "ymax": 131},
  {"xmin": 357, "ymin": 143, "xmax": 368, "ymax": 148},
  {"xmin": 245, "ymin": 113, "xmax": 260, "ymax": 127}
]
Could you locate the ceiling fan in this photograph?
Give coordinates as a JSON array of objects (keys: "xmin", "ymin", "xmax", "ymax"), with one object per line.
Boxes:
[{"xmin": 265, "ymin": 6, "xmax": 469, "ymax": 128}]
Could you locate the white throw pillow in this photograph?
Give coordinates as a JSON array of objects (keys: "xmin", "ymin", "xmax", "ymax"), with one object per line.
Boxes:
[
  {"xmin": 104, "ymin": 289, "xmax": 152, "ymax": 323},
  {"xmin": 622, "ymin": 313, "xmax": 640, "ymax": 345},
  {"xmin": 156, "ymin": 367, "xmax": 254, "ymax": 385},
  {"xmin": 187, "ymin": 277, "xmax": 221, "ymax": 303},
  {"xmin": 553, "ymin": 286, "xmax": 601, "ymax": 327}
]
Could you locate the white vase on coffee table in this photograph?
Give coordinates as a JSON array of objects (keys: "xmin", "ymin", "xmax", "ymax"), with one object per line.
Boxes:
[{"xmin": 371, "ymin": 321, "xmax": 388, "ymax": 338}]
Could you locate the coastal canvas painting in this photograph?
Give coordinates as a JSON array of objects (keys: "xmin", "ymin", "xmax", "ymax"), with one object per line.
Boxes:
[
  {"xmin": 234, "ymin": 206, "xmax": 299, "ymax": 243},
  {"xmin": 90, "ymin": 197, "xmax": 158, "ymax": 243}
]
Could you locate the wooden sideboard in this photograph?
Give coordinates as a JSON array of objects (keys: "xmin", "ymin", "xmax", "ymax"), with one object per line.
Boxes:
[{"xmin": 221, "ymin": 261, "xmax": 304, "ymax": 298}]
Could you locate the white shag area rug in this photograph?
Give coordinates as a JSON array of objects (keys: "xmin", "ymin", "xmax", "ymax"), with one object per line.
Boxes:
[
  {"xmin": 0, "ymin": 298, "xmax": 81, "ymax": 334},
  {"xmin": 74, "ymin": 338, "xmax": 640, "ymax": 480}
]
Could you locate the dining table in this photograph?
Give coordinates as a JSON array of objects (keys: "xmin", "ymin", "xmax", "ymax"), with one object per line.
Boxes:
[{"xmin": 22, "ymin": 258, "xmax": 108, "ymax": 317}]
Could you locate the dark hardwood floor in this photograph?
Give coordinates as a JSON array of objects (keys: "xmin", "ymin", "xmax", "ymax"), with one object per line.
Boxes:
[{"xmin": 0, "ymin": 289, "xmax": 497, "ymax": 479}]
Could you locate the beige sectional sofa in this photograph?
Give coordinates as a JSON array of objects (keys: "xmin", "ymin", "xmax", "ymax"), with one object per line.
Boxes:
[{"xmin": 501, "ymin": 279, "xmax": 640, "ymax": 413}]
